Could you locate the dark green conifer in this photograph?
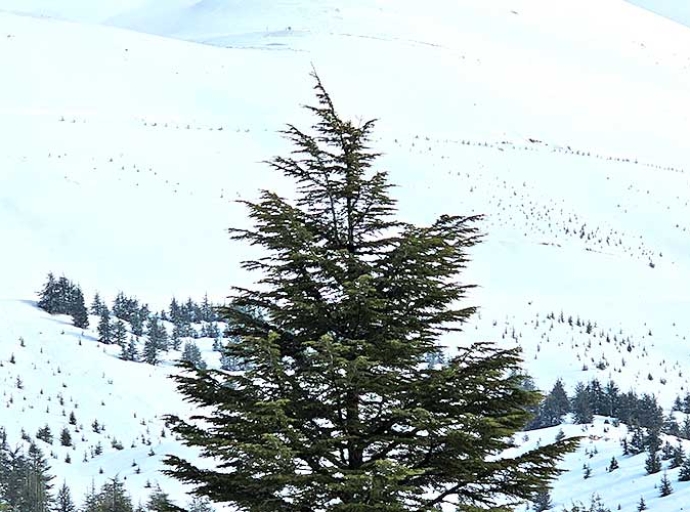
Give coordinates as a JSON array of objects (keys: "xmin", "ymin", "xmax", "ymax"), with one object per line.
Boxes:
[
  {"xmin": 70, "ymin": 286, "xmax": 89, "ymax": 329},
  {"xmin": 163, "ymin": 72, "xmax": 578, "ymax": 512},
  {"xmin": 98, "ymin": 309, "xmax": 112, "ymax": 344}
]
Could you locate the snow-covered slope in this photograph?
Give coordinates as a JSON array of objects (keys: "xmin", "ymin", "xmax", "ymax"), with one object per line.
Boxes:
[
  {"xmin": 1, "ymin": 0, "xmax": 690, "ymax": 510},
  {"xmin": 628, "ymin": 0, "xmax": 690, "ymax": 28},
  {"xmin": 0, "ymin": 299, "xmax": 207, "ymax": 506}
]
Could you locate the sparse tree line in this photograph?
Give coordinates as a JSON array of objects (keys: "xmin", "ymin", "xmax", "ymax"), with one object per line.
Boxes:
[
  {"xmin": 36, "ymin": 276, "xmax": 243, "ymax": 370},
  {"xmin": 0, "ymin": 427, "xmax": 214, "ymax": 512},
  {"xmin": 528, "ymin": 377, "xmax": 668, "ymax": 433}
]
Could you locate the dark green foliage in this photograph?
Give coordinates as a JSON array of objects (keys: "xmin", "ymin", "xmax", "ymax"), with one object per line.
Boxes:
[
  {"xmin": 120, "ymin": 336, "xmax": 139, "ymax": 362},
  {"xmin": 0, "ymin": 438, "xmax": 55, "ymax": 512},
  {"xmin": 146, "ymin": 485, "xmax": 174, "ymax": 512},
  {"xmin": 36, "ymin": 425, "xmax": 52, "ymax": 445},
  {"xmin": 96, "ymin": 476, "xmax": 133, "ymax": 512},
  {"xmin": 112, "ymin": 320, "xmax": 128, "ymax": 347},
  {"xmin": 607, "ymin": 456, "xmax": 619, "ymax": 472},
  {"xmin": 37, "ymin": 273, "xmax": 89, "ymax": 329},
  {"xmin": 90, "ymin": 293, "xmax": 107, "ymax": 316},
  {"xmin": 583, "ymin": 463, "xmax": 592, "ymax": 479},
  {"xmin": 146, "ymin": 316, "xmax": 168, "ymax": 353},
  {"xmin": 187, "ymin": 496, "xmax": 215, "ymax": 512},
  {"xmin": 670, "ymin": 441, "xmax": 685, "ymax": 468},
  {"xmin": 98, "ymin": 309, "xmax": 112, "ymax": 344},
  {"xmin": 636, "ymin": 497, "xmax": 646, "ymax": 511},
  {"xmin": 55, "ymin": 482, "xmax": 75, "ymax": 512},
  {"xmin": 678, "ymin": 452, "xmax": 690, "ymax": 481},
  {"xmin": 529, "ymin": 378, "xmax": 571, "ymax": 429},
  {"xmin": 181, "ymin": 342, "xmax": 206, "ymax": 370},
  {"xmin": 164, "ymin": 73, "xmax": 578, "ymax": 512},
  {"xmin": 143, "ymin": 338, "xmax": 159, "ymax": 365},
  {"xmin": 59, "ymin": 428, "xmax": 72, "ymax": 447},
  {"xmin": 532, "ymin": 488, "xmax": 553, "ymax": 511},
  {"xmin": 572, "ymin": 383, "xmax": 594, "ymax": 424},
  {"xmin": 70, "ymin": 287, "xmax": 89, "ymax": 329},
  {"xmin": 659, "ymin": 471, "xmax": 673, "ymax": 497},
  {"xmin": 644, "ymin": 443, "xmax": 661, "ymax": 474}
]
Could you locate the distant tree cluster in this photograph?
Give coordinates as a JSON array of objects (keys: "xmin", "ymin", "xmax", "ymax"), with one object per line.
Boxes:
[
  {"xmin": 527, "ymin": 377, "xmax": 664, "ymax": 432},
  {"xmin": 37, "ymin": 274, "xmax": 89, "ymax": 329},
  {"xmin": 37, "ymin": 275, "xmax": 230, "ymax": 368}
]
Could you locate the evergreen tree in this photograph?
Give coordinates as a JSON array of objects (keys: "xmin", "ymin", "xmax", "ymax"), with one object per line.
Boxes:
[
  {"xmin": 146, "ymin": 317, "xmax": 168, "ymax": 352},
  {"xmin": 169, "ymin": 298, "xmax": 182, "ymax": 326},
  {"xmin": 532, "ymin": 489, "xmax": 553, "ymax": 511},
  {"xmin": 660, "ymin": 471, "xmax": 673, "ymax": 496},
  {"xmin": 55, "ymin": 482, "xmax": 75, "ymax": 512},
  {"xmin": 112, "ymin": 320, "xmax": 128, "ymax": 347},
  {"xmin": 636, "ymin": 497, "xmax": 646, "ymax": 511},
  {"xmin": 120, "ymin": 336, "xmax": 139, "ymax": 362},
  {"xmin": 187, "ymin": 496, "xmax": 214, "ymax": 512},
  {"xmin": 82, "ymin": 481, "xmax": 100, "ymax": 512},
  {"xmin": 170, "ymin": 324, "xmax": 183, "ymax": 351},
  {"xmin": 146, "ymin": 485, "xmax": 174, "ymax": 512},
  {"xmin": 59, "ymin": 428, "xmax": 72, "ymax": 447},
  {"xmin": 181, "ymin": 342, "xmax": 206, "ymax": 370},
  {"xmin": 200, "ymin": 294, "xmax": 215, "ymax": 322},
  {"xmin": 22, "ymin": 443, "xmax": 54, "ymax": 512},
  {"xmin": 143, "ymin": 338, "xmax": 159, "ymax": 366},
  {"xmin": 97, "ymin": 476, "xmax": 133, "ymax": 512},
  {"xmin": 163, "ymin": 73, "xmax": 578, "ymax": 512},
  {"xmin": 98, "ymin": 309, "xmax": 113, "ymax": 344},
  {"xmin": 607, "ymin": 456, "xmax": 619, "ymax": 472},
  {"xmin": 71, "ymin": 287, "xmax": 89, "ymax": 329},
  {"xmin": 603, "ymin": 380, "xmax": 619, "ymax": 418},
  {"xmin": 678, "ymin": 452, "xmax": 690, "ymax": 481},
  {"xmin": 670, "ymin": 441, "xmax": 685, "ymax": 468},
  {"xmin": 572, "ymin": 382, "xmax": 593, "ymax": 424},
  {"xmin": 37, "ymin": 273, "xmax": 59, "ymax": 313},
  {"xmin": 90, "ymin": 293, "xmax": 106, "ymax": 316},
  {"xmin": 645, "ymin": 444, "xmax": 662, "ymax": 474}
]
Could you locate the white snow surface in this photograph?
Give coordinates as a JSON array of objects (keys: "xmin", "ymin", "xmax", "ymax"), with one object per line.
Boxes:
[{"xmin": 1, "ymin": 0, "xmax": 690, "ymax": 510}]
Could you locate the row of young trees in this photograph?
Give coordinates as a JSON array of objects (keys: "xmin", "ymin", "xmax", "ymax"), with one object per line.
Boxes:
[
  {"xmin": 528, "ymin": 377, "xmax": 665, "ymax": 432},
  {"xmin": 38, "ymin": 278, "xmax": 222, "ymax": 341}
]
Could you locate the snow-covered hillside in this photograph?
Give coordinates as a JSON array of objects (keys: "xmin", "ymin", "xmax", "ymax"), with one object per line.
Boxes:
[{"xmin": 1, "ymin": 0, "xmax": 690, "ymax": 510}]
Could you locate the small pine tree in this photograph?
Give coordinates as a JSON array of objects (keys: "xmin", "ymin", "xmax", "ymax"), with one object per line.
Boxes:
[
  {"xmin": 143, "ymin": 337, "xmax": 159, "ymax": 365},
  {"xmin": 181, "ymin": 341, "xmax": 206, "ymax": 370},
  {"xmin": 583, "ymin": 463, "xmax": 592, "ymax": 479},
  {"xmin": 60, "ymin": 428, "xmax": 72, "ymax": 447},
  {"xmin": 532, "ymin": 489, "xmax": 553, "ymax": 512},
  {"xmin": 607, "ymin": 456, "xmax": 619, "ymax": 472},
  {"xmin": 112, "ymin": 320, "xmax": 128, "ymax": 347},
  {"xmin": 90, "ymin": 293, "xmax": 105, "ymax": 316},
  {"xmin": 70, "ymin": 287, "xmax": 89, "ymax": 329},
  {"xmin": 36, "ymin": 424, "xmax": 53, "ymax": 444},
  {"xmin": 659, "ymin": 471, "xmax": 673, "ymax": 497},
  {"xmin": 679, "ymin": 452, "xmax": 690, "ymax": 481},
  {"xmin": 55, "ymin": 482, "xmax": 75, "ymax": 512},
  {"xmin": 670, "ymin": 442, "xmax": 685, "ymax": 469},
  {"xmin": 637, "ymin": 496, "xmax": 647, "ymax": 511},
  {"xmin": 146, "ymin": 485, "xmax": 174, "ymax": 512},
  {"xmin": 98, "ymin": 309, "xmax": 112, "ymax": 344},
  {"xmin": 120, "ymin": 336, "xmax": 139, "ymax": 362},
  {"xmin": 645, "ymin": 446, "xmax": 662, "ymax": 474},
  {"xmin": 188, "ymin": 496, "xmax": 215, "ymax": 512}
]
